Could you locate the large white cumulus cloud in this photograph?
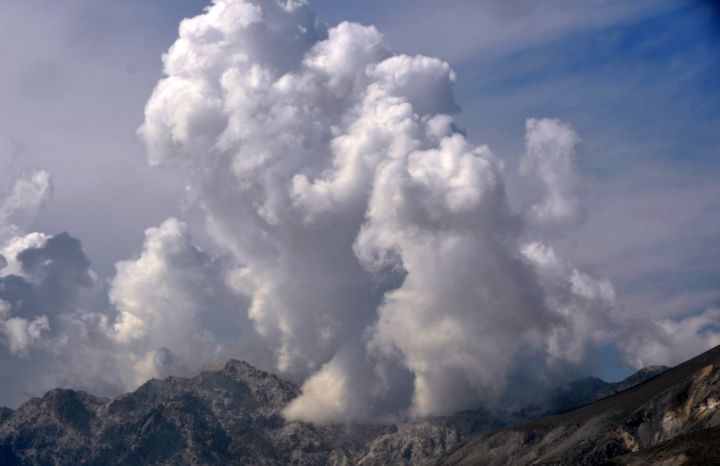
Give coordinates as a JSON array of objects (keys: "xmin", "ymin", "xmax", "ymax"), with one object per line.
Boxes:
[
  {"xmin": 2, "ymin": 0, "xmax": 718, "ymax": 421},
  {"xmin": 136, "ymin": 0, "xmax": 621, "ymax": 422}
]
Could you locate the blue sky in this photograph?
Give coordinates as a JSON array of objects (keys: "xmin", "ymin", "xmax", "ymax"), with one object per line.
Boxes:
[{"xmin": 1, "ymin": 0, "xmax": 719, "ymax": 386}]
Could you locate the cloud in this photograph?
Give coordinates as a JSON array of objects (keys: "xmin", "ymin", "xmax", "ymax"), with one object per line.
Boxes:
[
  {"xmin": 0, "ymin": 231, "xmax": 123, "ymax": 406},
  {"xmin": 108, "ymin": 217, "xmax": 268, "ymax": 385},
  {"xmin": 2, "ymin": 315, "xmax": 49, "ymax": 355},
  {"xmin": 0, "ymin": 216, "xmax": 269, "ymax": 407},
  {"xmin": 0, "ymin": 232, "xmax": 95, "ymax": 322},
  {"xmin": 520, "ymin": 118, "xmax": 581, "ymax": 229},
  {"xmin": 620, "ymin": 308, "xmax": 720, "ymax": 369},
  {"xmin": 360, "ymin": 0, "xmax": 673, "ymax": 64},
  {"xmin": 137, "ymin": 0, "xmax": 623, "ymax": 422},
  {"xmin": 0, "ymin": 169, "xmax": 52, "ymax": 238},
  {"xmin": 16, "ymin": 232, "xmax": 95, "ymax": 313},
  {"xmin": 110, "ymin": 218, "xmax": 215, "ymax": 347},
  {"xmin": 552, "ymin": 162, "xmax": 720, "ymax": 322}
]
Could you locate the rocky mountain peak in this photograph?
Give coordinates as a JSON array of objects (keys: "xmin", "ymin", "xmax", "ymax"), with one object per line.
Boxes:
[{"xmin": 613, "ymin": 364, "xmax": 668, "ymax": 392}]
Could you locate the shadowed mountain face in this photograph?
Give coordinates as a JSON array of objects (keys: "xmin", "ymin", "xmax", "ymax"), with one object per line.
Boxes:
[
  {"xmin": 0, "ymin": 356, "xmax": 683, "ymax": 465},
  {"xmin": 439, "ymin": 345, "xmax": 720, "ymax": 465}
]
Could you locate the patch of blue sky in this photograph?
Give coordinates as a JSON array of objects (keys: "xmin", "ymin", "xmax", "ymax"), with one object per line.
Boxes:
[
  {"xmin": 593, "ymin": 342, "xmax": 633, "ymax": 382},
  {"xmin": 453, "ymin": 2, "xmax": 720, "ymax": 174}
]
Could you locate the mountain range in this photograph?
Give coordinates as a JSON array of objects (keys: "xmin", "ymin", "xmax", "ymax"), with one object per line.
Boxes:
[{"xmin": 0, "ymin": 346, "xmax": 717, "ymax": 465}]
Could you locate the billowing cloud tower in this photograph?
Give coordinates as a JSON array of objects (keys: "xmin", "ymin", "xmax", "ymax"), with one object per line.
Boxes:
[{"xmin": 135, "ymin": 0, "xmax": 616, "ymax": 422}]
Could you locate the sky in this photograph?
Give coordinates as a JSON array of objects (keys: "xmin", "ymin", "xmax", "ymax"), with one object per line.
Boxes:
[{"xmin": 0, "ymin": 0, "xmax": 718, "ymax": 419}]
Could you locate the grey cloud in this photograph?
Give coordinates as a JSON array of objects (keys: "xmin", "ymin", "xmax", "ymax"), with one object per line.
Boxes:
[
  {"xmin": 0, "ymin": 232, "xmax": 121, "ymax": 406},
  {"xmin": 0, "ymin": 232, "xmax": 93, "ymax": 321},
  {"xmin": 17, "ymin": 232, "xmax": 94, "ymax": 313}
]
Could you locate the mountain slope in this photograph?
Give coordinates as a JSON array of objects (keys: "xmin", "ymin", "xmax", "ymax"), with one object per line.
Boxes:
[{"xmin": 439, "ymin": 345, "xmax": 720, "ymax": 465}]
